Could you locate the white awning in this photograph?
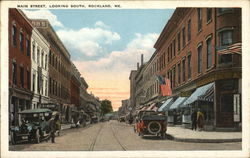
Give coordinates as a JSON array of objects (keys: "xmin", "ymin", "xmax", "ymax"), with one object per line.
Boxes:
[
  {"xmin": 169, "ymin": 97, "xmax": 187, "ymax": 110},
  {"xmin": 182, "ymin": 82, "xmax": 214, "ymax": 107},
  {"xmin": 158, "ymin": 98, "xmax": 174, "ymax": 112}
]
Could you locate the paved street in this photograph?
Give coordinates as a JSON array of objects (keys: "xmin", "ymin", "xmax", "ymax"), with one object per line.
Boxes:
[{"xmin": 9, "ymin": 120, "xmax": 241, "ymax": 151}]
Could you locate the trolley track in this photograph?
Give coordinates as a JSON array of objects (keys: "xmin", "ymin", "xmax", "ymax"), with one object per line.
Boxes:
[
  {"xmin": 110, "ymin": 122, "xmax": 127, "ymax": 151},
  {"xmin": 88, "ymin": 123, "xmax": 103, "ymax": 151}
]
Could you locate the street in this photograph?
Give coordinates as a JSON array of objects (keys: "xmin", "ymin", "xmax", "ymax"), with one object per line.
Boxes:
[{"xmin": 9, "ymin": 120, "xmax": 241, "ymax": 151}]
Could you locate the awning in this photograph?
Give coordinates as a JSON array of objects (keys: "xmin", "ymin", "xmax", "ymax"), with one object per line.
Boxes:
[
  {"xmin": 198, "ymin": 85, "xmax": 214, "ymax": 102},
  {"xmin": 158, "ymin": 98, "xmax": 174, "ymax": 112},
  {"xmin": 182, "ymin": 82, "xmax": 214, "ymax": 107},
  {"xmin": 169, "ymin": 97, "xmax": 187, "ymax": 110},
  {"xmin": 146, "ymin": 103, "xmax": 156, "ymax": 111}
]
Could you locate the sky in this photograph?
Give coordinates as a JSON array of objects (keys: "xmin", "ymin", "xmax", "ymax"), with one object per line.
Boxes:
[{"xmin": 23, "ymin": 9, "xmax": 175, "ymax": 111}]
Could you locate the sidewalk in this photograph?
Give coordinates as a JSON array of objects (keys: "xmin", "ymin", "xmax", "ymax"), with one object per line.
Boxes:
[{"xmin": 166, "ymin": 126, "xmax": 242, "ymax": 143}]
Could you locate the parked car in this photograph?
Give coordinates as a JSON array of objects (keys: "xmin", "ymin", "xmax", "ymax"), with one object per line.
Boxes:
[
  {"xmin": 10, "ymin": 108, "xmax": 53, "ymax": 145},
  {"xmin": 134, "ymin": 110, "xmax": 167, "ymax": 139}
]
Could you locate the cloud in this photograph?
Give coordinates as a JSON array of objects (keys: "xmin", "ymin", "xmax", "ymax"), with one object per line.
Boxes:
[
  {"xmin": 74, "ymin": 33, "xmax": 159, "ymax": 110},
  {"xmin": 22, "ymin": 9, "xmax": 64, "ymax": 28},
  {"xmin": 56, "ymin": 27, "xmax": 121, "ymax": 57},
  {"xmin": 95, "ymin": 21, "xmax": 110, "ymax": 29}
]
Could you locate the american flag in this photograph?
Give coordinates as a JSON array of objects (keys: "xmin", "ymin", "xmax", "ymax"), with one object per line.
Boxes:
[
  {"xmin": 217, "ymin": 43, "xmax": 242, "ymax": 55},
  {"xmin": 156, "ymin": 75, "xmax": 172, "ymax": 96}
]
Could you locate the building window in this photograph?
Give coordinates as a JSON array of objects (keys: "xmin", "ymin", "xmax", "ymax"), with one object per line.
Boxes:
[
  {"xmin": 32, "ymin": 42, "xmax": 36, "ymax": 61},
  {"xmin": 41, "ymin": 78, "xmax": 43, "ymax": 95},
  {"xmin": 173, "ymin": 66, "xmax": 176, "ymax": 87},
  {"xmin": 49, "ymin": 77, "xmax": 51, "ymax": 94},
  {"xmin": 188, "ymin": 20, "xmax": 191, "ymax": 41},
  {"xmin": 197, "ymin": 8, "xmax": 202, "ymax": 32},
  {"xmin": 170, "ymin": 44, "xmax": 172, "ymax": 59},
  {"xmin": 178, "ymin": 32, "xmax": 181, "ymax": 51},
  {"xmin": 49, "ymin": 50, "xmax": 51, "ymax": 64},
  {"xmin": 182, "ymin": 59, "xmax": 186, "ymax": 82},
  {"xmin": 167, "ymin": 47, "xmax": 170, "ymax": 62},
  {"xmin": 20, "ymin": 67, "xmax": 24, "ymax": 87},
  {"xmin": 37, "ymin": 73, "xmax": 40, "ymax": 94},
  {"xmin": 41, "ymin": 52, "xmax": 44, "ymax": 68},
  {"xmin": 37, "ymin": 47, "xmax": 40, "ymax": 66},
  {"xmin": 26, "ymin": 39, "xmax": 30, "ymax": 56},
  {"xmin": 45, "ymin": 80, "xmax": 48, "ymax": 96},
  {"xmin": 178, "ymin": 63, "xmax": 181, "ymax": 84},
  {"xmin": 20, "ymin": 32, "xmax": 24, "ymax": 52},
  {"xmin": 182, "ymin": 27, "xmax": 186, "ymax": 48},
  {"xmin": 12, "ymin": 25, "xmax": 17, "ymax": 47},
  {"xmin": 27, "ymin": 70, "xmax": 30, "ymax": 90},
  {"xmin": 219, "ymin": 30, "xmax": 233, "ymax": 46},
  {"xmin": 207, "ymin": 8, "xmax": 212, "ymax": 22},
  {"xmin": 12, "ymin": 62, "xmax": 17, "ymax": 85},
  {"xmin": 198, "ymin": 44, "xmax": 203, "ymax": 74},
  {"xmin": 173, "ymin": 39, "xmax": 176, "ymax": 57},
  {"xmin": 188, "ymin": 54, "xmax": 191, "ymax": 79},
  {"xmin": 163, "ymin": 52, "xmax": 166, "ymax": 67},
  {"xmin": 206, "ymin": 37, "xmax": 212, "ymax": 68},
  {"xmin": 45, "ymin": 55, "xmax": 47, "ymax": 70},
  {"xmin": 55, "ymin": 57, "xmax": 57, "ymax": 69},
  {"xmin": 33, "ymin": 74, "xmax": 36, "ymax": 92}
]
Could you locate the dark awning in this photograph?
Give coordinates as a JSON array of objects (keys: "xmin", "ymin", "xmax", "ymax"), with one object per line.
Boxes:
[{"xmin": 158, "ymin": 98, "xmax": 174, "ymax": 112}]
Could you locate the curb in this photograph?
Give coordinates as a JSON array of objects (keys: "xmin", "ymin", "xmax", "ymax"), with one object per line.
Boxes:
[{"xmin": 166, "ymin": 134, "xmax": 242, "ymax": 143}]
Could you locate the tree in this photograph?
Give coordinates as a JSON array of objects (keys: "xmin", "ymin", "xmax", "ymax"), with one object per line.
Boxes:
[{"xmin": 101, "ymin": 99, "xmax": 113, "ymax": 115}]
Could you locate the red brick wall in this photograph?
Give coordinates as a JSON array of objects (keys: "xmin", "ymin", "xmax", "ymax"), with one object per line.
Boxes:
[
  {"xmin": 70, "ymin": 77, "xmax": 80, "ymax": 106},
  {"xmin": 156, "ymin": 8, "xmax": 241, "ymax": 91},
  {"xmin": 9, "ymin": 9, "xmax": 32, "ymax": 91}
]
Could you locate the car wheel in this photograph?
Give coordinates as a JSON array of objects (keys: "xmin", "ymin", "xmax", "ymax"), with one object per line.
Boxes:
[
  {"xmin": 36, "ymin": 130, "xmax": 40, "ymax": 144},
  {"xmin": 10, "ymin": 132, "xmax": 16, "ymax": 145}
]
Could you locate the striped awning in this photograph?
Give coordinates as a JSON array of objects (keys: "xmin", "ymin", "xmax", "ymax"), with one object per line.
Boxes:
[
  {"xmin": 217, "ymin": 43, "xmax": 242, "ymax": 55},
  {"xmin": 169, "ymin": 97, "xmax": 187, "ymax": 110},
  {"xmin": 198, "ymin": 85, "xmax": 214, "ymax": 102},
  {"xmin": 146, "ymin": 103, "xmax": 157, "ymax": 111},
  {"xmin": 158, "ymin": 98, "xmax": 174, "ymax": 112}
]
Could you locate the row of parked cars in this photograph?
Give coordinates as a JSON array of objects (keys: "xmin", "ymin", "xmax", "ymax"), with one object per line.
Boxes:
[{"xmin": 10, "ymin": 108, "xmax": 61, "ymax": 145}]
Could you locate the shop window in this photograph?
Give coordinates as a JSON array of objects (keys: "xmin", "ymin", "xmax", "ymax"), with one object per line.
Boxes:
[
  {"xmin": 12, "ymin": 62, "xmax": 17, "ymax": 85},
  {"xmin": 20, "ymin": 67, "xmax": 24, "ymax": 87},
  {"xmin": 187, "ymin": 20, "xmax": 191, "ymax": 41},
  {"xmin": 197, "ymin": 45, "xmax": 202, "ymax": 73},
  {"xmin": 197, "ymin": 8, "xmax": 202, "ymax": 32},
  {"xmin": 19, "ymin": 32, "xmax": 24, "ymax": 52},
  {"xmin": 182, "ymin": 59, "xmax": 186, "ymax": 82},
  {"xmin": 220, "ymin": 93, "xmax": 233, "ymax": 112},
  {"xmin": 26, "ymin": 39, "xmax": 30, "ymax": 56},
  {"xmin": 219, "ymin": 30, "xmax": 233, "ymax": 46},
  {"xmin": 188, "ymin": 54, "xmax": 191, "ymax": 79},
  {"xmin": 206, "ymin": 37, "xmax": 212, "ymax": 68},
  {"xmin": 207, "ymin": 8, "xmax": 212, "ymax": 22},
  {"xmin": 182, "ymin": 27, "xmax": 186, "ymax": 48},
  {"xmin": 12, "ymin": 25, "xmax": 17, "ymax": 47}
]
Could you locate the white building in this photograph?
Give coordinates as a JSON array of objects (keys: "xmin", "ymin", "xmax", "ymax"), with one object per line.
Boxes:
[{"xmin": 30, "ymin": 28, "xmax": 50, "ymax": 109}]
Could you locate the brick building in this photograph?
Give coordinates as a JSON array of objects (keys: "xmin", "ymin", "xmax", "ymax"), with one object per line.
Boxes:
[
  {"xmin": 9, "ymin": 9, "xmax": 33, "ymax": 126},
  {"xmin": 154, "ymin": 8, "xmax": 242, "ymax": 130},
  {"xmin": 29, "ymin": 19, "xmax": 72, "ymax": 121}
]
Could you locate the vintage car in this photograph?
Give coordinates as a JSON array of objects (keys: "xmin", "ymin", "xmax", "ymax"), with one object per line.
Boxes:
[
  {"xmin": 134, "ymin": 110, "xmax": 167, "ymax": 139},
  {"xmin": 10, "ymin": 108, "xmax": 53, "ymax": 145}
]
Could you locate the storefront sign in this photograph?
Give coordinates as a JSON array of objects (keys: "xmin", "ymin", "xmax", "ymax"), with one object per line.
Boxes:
[{"xmin": 233, "ymin": 94, "xmax": 240, "ymax": 122}]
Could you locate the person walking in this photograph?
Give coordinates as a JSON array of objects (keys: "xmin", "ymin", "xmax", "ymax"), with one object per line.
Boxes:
[
  {"xmin": 49, "ymin": 114, "xmax": 59, "ymax": 143},
  {"xmin": 197, "ymin": 109, "xmax": 204, "ymax": 131},
  {"xmin": 191, "ymin": 109, "xmax": 197, "ymax": 130}
]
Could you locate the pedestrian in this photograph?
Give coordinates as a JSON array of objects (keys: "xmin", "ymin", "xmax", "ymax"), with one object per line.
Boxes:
[
  {"xmin": 197, "ymin": 109, "xmax": 204, "ymax": 131},
  {"xmin": 49, "ymin": 114, "xmax": 59, "ymax": 143},
  {"xmin": 191, "ymin": 109, "xmax": 197, "ymax": 130}
]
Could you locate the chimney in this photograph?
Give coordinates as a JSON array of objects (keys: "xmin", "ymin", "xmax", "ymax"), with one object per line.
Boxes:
[
  {"xmin": 137, "ymin": 62, "xmax": 139, "ymax": 70},
  {"xmin": 141, "ymin": 54, "xmax": 144, "ymax": 66}
]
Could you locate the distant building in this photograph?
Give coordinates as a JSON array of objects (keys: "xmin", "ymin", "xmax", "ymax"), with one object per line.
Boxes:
[{"xmin": 129, "ymin": 70, "xmax": 137, "ymax": 109}]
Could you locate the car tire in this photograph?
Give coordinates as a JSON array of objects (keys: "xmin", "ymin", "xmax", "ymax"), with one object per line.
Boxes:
[
  {"xmin": 36, "ymin": 130, "xmax": 40, "ymax": 144},
  {"xmin": 147, "ymin": 121, "xmax": 162, "ymax": 135},
  {"xmin": 10, "ymin": 132, "xmax": 16, "ymax": 145}
]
